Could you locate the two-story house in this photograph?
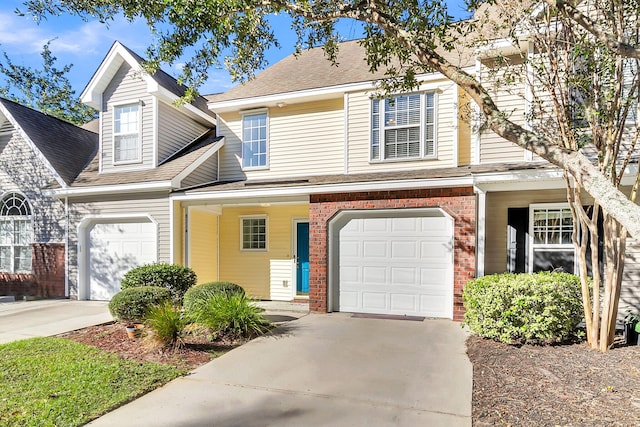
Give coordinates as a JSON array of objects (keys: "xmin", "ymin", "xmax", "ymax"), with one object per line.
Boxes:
[
  {"xmin": 170, "ymin": 38, "xmax": 639, "ymax": 321},
  {"xmin": 49, "ymin": 42, "xmax": 221, "ymax": 300}
]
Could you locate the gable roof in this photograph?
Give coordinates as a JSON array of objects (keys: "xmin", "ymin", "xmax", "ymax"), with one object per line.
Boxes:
[
  {"xmin": 0, "ymin": 98, "xmax": 98, "ymax": 186},
  {"xmin": 81, "ymin": 41, "xmax": 216, "ymax": 126},
  {"xmin": 206, "ymin": 39, "xmax": 475, "ymax": 106}
]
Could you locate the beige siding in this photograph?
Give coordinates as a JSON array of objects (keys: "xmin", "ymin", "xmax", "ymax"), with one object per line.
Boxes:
[
  {"xmin": 479, "ymin": 57, "xmax": 528, "ymax": 163},
  {"xmin": 485, "ymin": 189, "xmax": 640, "ymax": 318},
  {"xmin": 101, "ymin": 63, "xmax": 154, "ymax": 172},
  {"xmin": 347, "ymin": 83, "xmax": 457, "ymax": 173},
  {"xmin": 485, "ymin": 189, "xmax": 569, "ymax": 275},
  {"xmin": 157, "ymin": 101, "xmax": 209, "ymax": 164},
  {"xmin": 0, "ymin": 119, "xmax": 65, "ymax": 243},
  {"xmin": 458, "ymin": 87, "xmax": 472, "ymax": 166},
  {"xmin": 181, "ymin": 154, "xmax": 218, "ymax": 188},
  {"xmin": 218, "ymin": 99, "xmax": 344, "ymax": 181},
  {"xmin": 67, "ymin": 192, "xmax": 171, "ymax": 297}
]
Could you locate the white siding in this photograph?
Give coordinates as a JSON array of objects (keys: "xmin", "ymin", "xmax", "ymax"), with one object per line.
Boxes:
[
  {"xmin": 67, "ymin": 192, "xmax": 171, "ymax": 298},
  {"xmin": 269, "ymin": 259, "xmax": 295, "ymax": 301},
  {"xmin": 347, "ymin": 83, "xmax": 457, "ymax": 173},
  {"xmin": 101, "ymin": 64, "xmax": 154, "ymax": 172},
  {"xmin": 0, "ymin": 119, "xmax": 65, "ymax": 243},
  {"xmin": 157, "ymin": 101, "xmax": 209, "ymax": 164},
  {"xmin": 218, "ymin": 99, "xmax": 344, "ymax": 180}
]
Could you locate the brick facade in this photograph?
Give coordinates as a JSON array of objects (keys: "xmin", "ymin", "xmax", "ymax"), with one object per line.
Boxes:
[
  {"xmin": 309, "ymin": 187, "xmax": 476, "ymax": 321},
  {"xmin": 0, "ymin": 243, "xmax": 65, "ymax": 299}
]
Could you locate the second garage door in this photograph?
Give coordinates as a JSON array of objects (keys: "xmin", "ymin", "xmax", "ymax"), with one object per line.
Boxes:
[
  {"xmin": 88, "ymin": 222, "xmax": 157, "ymax": 300},
  {"xmin": 338, "ymin": 214, "xmax": 454, "ymax": 318}
]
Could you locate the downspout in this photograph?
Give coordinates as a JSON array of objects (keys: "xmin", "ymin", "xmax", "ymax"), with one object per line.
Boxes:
[
  {"xmin": 343, "ymin": 92, "xmax": 349, "ymax": 174},
  {"xmin": 64, "ymin": 196, "xmax": 69, "ymax": 298},
  {"xmin": 474, "ymin": 185, "xmax": 486, "ymax": 277}
]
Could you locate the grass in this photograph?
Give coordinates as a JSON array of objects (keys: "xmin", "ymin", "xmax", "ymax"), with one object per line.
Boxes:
[{"xmin": 0, "ymin": 337, "xmax": 183, "ymax": 427}]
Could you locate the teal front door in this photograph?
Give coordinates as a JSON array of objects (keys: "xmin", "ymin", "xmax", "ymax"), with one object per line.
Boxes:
[{"xmin": 296, "ymin": 222, "xmax": 310, "ymax": 294}]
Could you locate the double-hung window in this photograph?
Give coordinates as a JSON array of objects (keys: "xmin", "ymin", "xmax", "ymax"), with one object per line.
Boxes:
[
  {"xmin": 241, "ymin": 216, "xmax": 267, "ymax": 251},
  {"xmin": 0, "ymin": 193, "xmax": 32, "ymax": 273},
  {"xmin": 113, "ymin": 103, "xmax": 140, "ymax": 164},
  {"xmin": 242, "ymin": 111, "xmax": 268, "ymax": 169},
  {"xmin": 371, "ymin": 93, "xmax": 436, "ymax": 161},
  {"xmin": 529, "ymin": 204, "xmax": 576, "ymax": 273}
]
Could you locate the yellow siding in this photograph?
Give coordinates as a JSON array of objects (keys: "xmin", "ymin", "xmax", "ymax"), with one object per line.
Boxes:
[
  {"xmin": 218, "ymin": 204, "xmax": 309, "ymax": 298},
  {"xmin": 188, "ymin": 208, "xmax": 218, "ymax": 284},
  {"xmin": 218, "ymin": 99, "xmax": 344, "ymax": 181},
  {"xmin": 347, "ymin": 82, "xmax": 457, "ymax": 173},
  {"xmin": 457, "ymin": 87, "xmax": 472, "ymax": 166}
]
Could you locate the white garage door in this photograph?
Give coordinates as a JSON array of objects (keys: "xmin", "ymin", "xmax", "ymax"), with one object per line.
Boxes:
[
  {"xmin": 339, "ymin": 215, "xmax": 453, "ymax": 318},
  {"xmin": 88, "ymin": 222, "xmax": 157, "ymax": 300}
]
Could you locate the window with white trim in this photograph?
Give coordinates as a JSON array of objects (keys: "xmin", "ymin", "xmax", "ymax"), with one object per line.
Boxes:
[
  {"xmin": 241, "ymin": 216, "xmax": 267, "ymax": 251},
  {"xmin": 371, "ymin": 93, "xmax": 436, "ymax": 161},
  {"xmin": 113, "ymin": 103, "xmax": 140, "ymax": 163},
  {"xmin": 242, "ymin": 112, "xmax": 268, "ymax": 169},
  {"xmin": 0, "ymin": 193, "xmax": 32, "ymax": 273},
  {"xmin": 529, "ymin": 205, "xmax": 576, "ymax": 273}
]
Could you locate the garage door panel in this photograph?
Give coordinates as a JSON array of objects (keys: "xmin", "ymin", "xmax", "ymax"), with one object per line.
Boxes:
[
  {"xmin": 391, "ymin": 241, "xmax": 418, "ymax": 259},
  {"xmin": 390, "ymin": 294, "xmax": 417, "ymax": 311},
  {"xmin": 363, "ymin": 266, "xmax": 387, "ymax": 284},
  {"xmin": 362, "ymin": 292, "xmax": 387, "ymax": 310},
  {"xmin": 391, "ymin": 267, "xmax": 418, "ymax": 285},
  {"xmin": 338, "ymin": 214, "xmax": 453, "ymax": 318},
  {"xmin": 363, "ymin": 241, "xmax": 387, "ymax": 257}
]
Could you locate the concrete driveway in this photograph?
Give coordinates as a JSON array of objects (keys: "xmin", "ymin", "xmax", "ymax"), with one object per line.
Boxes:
[
  {"xmin": 0, "ymin": 299, "xmax": 112, "ymax": 344},
  {"xmin": 89, "ymin": 313, "xmax": 472, "ymax": 427}
]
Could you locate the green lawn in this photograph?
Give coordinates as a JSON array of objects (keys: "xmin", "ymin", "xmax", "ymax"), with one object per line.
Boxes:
[{"xmin": 0, "ymin": 337, "xmax": 183, "ymax": 426}]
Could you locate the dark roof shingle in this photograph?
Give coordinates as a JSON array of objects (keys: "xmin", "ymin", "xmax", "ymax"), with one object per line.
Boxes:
[{"xmin": 0, "ymin": 98, "xmax": 98, "ymax": 185}]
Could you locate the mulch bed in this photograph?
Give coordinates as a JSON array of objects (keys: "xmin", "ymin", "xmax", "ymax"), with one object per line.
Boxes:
[
  {"xmin": 467, "ymin": 335, "xmax": 640, "ymax": 426},
  {"xmin": 60, "ymin": 322, "xmax": 246, "ymax": 371}
]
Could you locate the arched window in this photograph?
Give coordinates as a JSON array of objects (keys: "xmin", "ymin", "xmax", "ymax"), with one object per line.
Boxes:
[{"xmin": 0, "ymin": 192, "xmax": 32, "ymax": 272}]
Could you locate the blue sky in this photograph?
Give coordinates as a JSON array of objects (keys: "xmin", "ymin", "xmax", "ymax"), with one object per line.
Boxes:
[{"xmin": 0, "ymin": 0, "xmax": 471, "ymax": 97}]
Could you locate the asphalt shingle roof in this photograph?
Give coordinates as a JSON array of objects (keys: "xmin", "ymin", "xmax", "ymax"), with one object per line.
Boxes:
[
  {"xmin": 206, "ymin": 39, "xmax": 475, "ymax": 104},
  {"xmin": 0, "ymin": 98, "xmax": 98, "ymax": 185},
  {"xmin": 67, "ymin": 135, "xmax": 222, "ymax": 188}
]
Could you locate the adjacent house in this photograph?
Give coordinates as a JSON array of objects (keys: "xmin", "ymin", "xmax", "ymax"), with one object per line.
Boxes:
[{"xmin": 0, "ymin": 98, "xmax": 97, "ymax": 299}]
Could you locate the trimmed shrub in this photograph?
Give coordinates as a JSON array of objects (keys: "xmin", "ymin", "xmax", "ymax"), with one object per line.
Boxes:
[
  {"xmin": 188, "ymin": 293, "xmax": 270, "ymax": 338},
  {"xmin": 183, "ymin": 281, "xmax": 245, "ymax": 313},
  {"xmin": 120, "ymin": 263, "xmax": 197, "ymax": 303},
  {"xmin": 108, "ymin": 286, "xmax": 172, "ymax": 323},
  {"xmin": 462, "ymin": 272, "xmax": 583, "ymax": 344},
  {"xmin": 144, "ymin": 301, "xmax": 189, "ymax": 349}
]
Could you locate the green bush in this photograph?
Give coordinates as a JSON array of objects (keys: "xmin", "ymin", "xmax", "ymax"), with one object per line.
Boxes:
[
  {"xmin": 108, "ymin": 286, "xmax": 172, "ymax": 323},
  {"xmin": 120, "ymin": 263, "xmax": 197, "ymax": 302},
  {"xmin": 462, "ymin": 272, "xmax": 583, "ymax": 344},
  {"xmin": 188, "ymin": 293, "xmax": 270, "ymax": 338},
  {"xmin": 183, "ymin": 281, "xmax": 245, "ymax": 313},
  {"xmin": 144, "ymin": 301, "xmax": 189, "ymax": 349}
]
